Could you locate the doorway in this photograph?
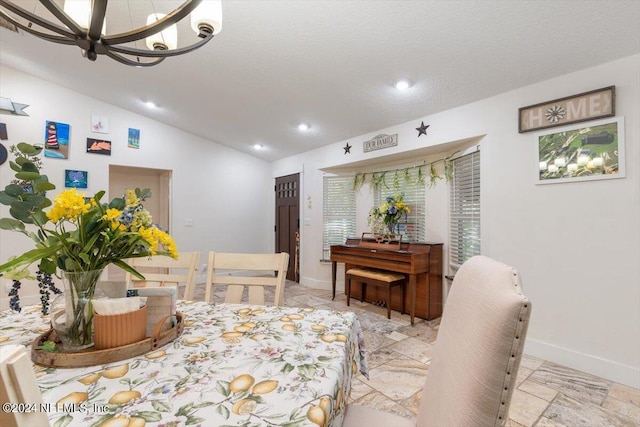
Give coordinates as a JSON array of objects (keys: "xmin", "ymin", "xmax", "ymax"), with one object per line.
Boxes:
[
  {"xmin": 108, "ymin": 165, "xmax": 171, "ymax": 280},
  {"xmin": 275, "ymin": 173, "xmax": 300, "ymax": 282}
]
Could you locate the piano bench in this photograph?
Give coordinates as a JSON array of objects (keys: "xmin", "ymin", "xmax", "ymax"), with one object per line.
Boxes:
[{"xmin": 346, "ymin": 268, "xmax": 406, "ymax": 319}]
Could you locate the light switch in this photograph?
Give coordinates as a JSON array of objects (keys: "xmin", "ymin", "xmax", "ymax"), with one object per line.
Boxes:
[{"xmin": 304, "ymin": 218, "xmax": 311, "ymax": 226}]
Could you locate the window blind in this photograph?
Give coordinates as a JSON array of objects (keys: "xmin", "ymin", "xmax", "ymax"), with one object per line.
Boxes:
[
  {"xmin": 373, "ymin": 168, "xmax": 426, "ymax": 242},
  {"xmin": 322, "ymin": 175, "xmax": 356, "ymax": 260},
  {"xmin": 449, "ymin": 150, "xmax": 481, "ymax": 268}
]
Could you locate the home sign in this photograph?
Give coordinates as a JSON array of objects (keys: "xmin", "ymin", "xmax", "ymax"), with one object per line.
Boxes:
[{"xmin": 519, "ymin": 86, "xmax": 615, "ymax": 133}]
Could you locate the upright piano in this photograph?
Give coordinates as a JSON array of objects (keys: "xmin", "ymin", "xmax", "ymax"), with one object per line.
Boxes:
[{"xmin": 330, "ymin": 238, "xmax": 443, "ymax": 320}]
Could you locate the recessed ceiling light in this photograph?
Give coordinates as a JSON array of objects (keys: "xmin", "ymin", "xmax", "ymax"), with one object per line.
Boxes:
[
  {"xmin": 145, "ymin": 101, "xmax": 156, "ymax": 109},
  {"xmin": 394, "ymin": 79, "xmax": 412, "ymax": 90},
  {"xmin": 298, "ymin": 123, "xmax": 310, "ymax": 131},
  {"xmin": 253, "ymin": 143, "xmax": 264, "ymax": 150}
]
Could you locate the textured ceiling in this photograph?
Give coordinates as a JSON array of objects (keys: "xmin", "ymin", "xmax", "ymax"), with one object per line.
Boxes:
[{"xmin": 0, "ymin": 1, "xmax": 639, "ymax": 162}]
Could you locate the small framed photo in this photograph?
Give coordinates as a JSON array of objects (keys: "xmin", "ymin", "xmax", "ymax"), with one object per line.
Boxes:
[
  {"xmin": 65, "ymin": 170, "xmax": 88, "ymax": 188},
  {"xmin": 91, "ymin": 115, "xmax": 110, "ymax": 133},
  {"xmin": 86, "ymin": 138, "xmax": 112, "ymax": 155},
  {"xmin": 128, "ymin": 128, "xmax": 140, "ymax": 149},
  {"xmin": 536, "ymin": 117, "xmax": 625, "ymax": 184}
]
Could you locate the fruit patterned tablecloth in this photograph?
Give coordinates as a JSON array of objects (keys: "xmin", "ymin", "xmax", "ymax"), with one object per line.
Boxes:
[{"xmin": 0, "ymin": 301, "xmax": 368, "ymax": 427}]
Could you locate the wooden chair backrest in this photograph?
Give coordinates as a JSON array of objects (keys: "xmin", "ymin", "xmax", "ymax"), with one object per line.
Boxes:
[
  {"xmin": 124, "ymin": 252, "xmax": 201, "ymax": 300},
  {"xmin": 0, "ymin": 345, "xmax": 50, "ymax": 427},
  {"xmin": 204, "ymin": 252, "xmax": 289, "ymax": 306}
]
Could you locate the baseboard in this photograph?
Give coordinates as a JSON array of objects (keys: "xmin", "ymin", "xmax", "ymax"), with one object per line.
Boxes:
[{"xmin": 525, "ymin": 338, "xmax": 640, "ymax": 389}]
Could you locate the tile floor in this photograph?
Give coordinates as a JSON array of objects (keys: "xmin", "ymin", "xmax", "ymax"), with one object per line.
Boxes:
[{"xmin": 193, "ymin": 281, "xmax": 640, "ymax": 426}]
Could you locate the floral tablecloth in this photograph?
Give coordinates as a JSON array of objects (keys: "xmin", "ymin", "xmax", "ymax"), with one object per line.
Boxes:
[{"xmin": 0, "ymin": 301, "xmax": 368, "ymax": 427}]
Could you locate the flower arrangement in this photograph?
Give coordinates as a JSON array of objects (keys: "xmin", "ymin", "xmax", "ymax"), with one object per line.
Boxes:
[
  {"xmin": 367, "ymin": 194, "xmax": 411, "ymax": 235},
  {"xmin": 0, "ymin": 142, "xmax": 177, "ymax": 348}
]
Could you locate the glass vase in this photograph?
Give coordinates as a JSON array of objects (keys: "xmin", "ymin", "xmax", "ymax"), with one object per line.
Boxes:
[{"xmin": 50, "ymin": 269, "xmax": 104, "ymax": 351}]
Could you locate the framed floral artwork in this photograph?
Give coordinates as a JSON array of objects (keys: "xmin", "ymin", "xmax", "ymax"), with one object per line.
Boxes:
[{"xmin": 536, "ymin": 116, "xmax": 625, "ymax": 184}]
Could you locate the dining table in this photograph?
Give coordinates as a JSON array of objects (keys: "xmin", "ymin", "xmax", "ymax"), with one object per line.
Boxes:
[{"xmin": 0, "ymin": 300, "xmax": 369, "ymax": 427}]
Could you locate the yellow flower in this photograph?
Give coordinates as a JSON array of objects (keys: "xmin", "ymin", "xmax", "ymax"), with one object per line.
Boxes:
[
  {"xmin": 125, "ymin": 189, "xmax": 139, "ymax": 207},
  {"xmin": 46, "ymin": 189, "xmax": 90, "ymax": 223},
  {"xmin": 103, "ymin": 208, "xmax": 121, "ymax": 221},
  {"xmin": 138, "ymin": 227, "xmax": 178, "ymax": 258}
]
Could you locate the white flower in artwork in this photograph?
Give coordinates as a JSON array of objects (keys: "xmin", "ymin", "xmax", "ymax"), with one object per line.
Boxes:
[{"xmin": 545, "ymin": 105, "xmax": 566, "ymax": 123}]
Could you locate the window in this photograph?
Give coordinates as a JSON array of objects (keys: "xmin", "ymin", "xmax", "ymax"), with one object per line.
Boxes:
[
  {"xmin": 373, "ymin": 168, "xmax": 426, "ymax": 242},
  {"xmin": 449, "ymin": 150, "xmax": 481, "ymax": 268},
  {"xmin": 322, "ymin": 175, "xmax": 356, "ymax": 260}
]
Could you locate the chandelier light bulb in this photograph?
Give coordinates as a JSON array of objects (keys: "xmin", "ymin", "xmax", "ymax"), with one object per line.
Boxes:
[
  {"xmin": 191, "ymin": 0, "xmax": 223, "ymax": 36},
  {"xmin": 146, "ymin": 14, "xmax": 178, "ymax": 51}
]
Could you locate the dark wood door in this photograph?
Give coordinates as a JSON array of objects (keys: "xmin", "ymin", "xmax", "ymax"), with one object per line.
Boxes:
[{"xmin": 275, "ymin": 174, "xmax": 300, "ymax": 281}]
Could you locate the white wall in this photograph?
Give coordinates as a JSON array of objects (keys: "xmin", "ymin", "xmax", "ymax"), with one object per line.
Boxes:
[
  {"xmin": 273, "ymin": 54, "xmax": 640, "ymax": 388},
  {"xmin": 0, "ymin": 65, "xmax": 274, "ymax": 308}
]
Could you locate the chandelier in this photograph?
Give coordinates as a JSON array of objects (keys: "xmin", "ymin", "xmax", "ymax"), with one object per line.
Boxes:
[{"xmin": 0, "ymin": 0, "xmax": 222, "ymax": 66}]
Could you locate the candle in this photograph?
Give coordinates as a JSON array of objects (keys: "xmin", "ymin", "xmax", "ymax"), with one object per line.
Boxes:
[{"xmin": 539, "ymin": 161, "xmax": 548, "ymax": 171}]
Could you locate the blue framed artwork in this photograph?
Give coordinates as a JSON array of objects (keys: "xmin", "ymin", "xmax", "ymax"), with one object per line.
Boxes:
[
  {"xmin": 44, "ymin": 120, "xmax": 70, "ymax": 159},
  {"xmin": 128, "ymin": 128, "xmax": 140, "ymax": 149},
  {"xmin": 65, "ymin": 169, "xmax": 88, "ymax": 188}
]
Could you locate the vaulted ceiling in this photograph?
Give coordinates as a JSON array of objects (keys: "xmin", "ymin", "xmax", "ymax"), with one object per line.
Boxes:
[{"xmin": 1, "ymin": 1, "xmax": 639, "ymax": 161}]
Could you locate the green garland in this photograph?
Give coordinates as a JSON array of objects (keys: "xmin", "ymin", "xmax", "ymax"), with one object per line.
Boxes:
[{"xmin": 351, "ymin": 152, "xmax": 459, "ymax": 191}]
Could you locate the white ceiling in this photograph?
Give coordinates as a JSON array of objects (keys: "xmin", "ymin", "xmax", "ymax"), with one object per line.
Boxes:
[{"xmin": 0, "ymin": 1, "xmax": 639, "ymax": 162}]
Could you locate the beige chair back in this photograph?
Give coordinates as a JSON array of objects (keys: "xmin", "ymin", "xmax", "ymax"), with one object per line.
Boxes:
[
  {"xmin": 0, "ymin": 345, "xmax": 50, "ymax": 427},
  {"xmin": 124, "ymin": 252, "xmax": 200, "ymax": 300},
  {"xmin": 416, "ymin": 255, "xmax": 531, "ymax": 426},
  {"xmin": 343, "ymin": 255, "xmax": 531, "ymax": 427},
  {"xmin": 204, "ymin": 252, "xmax": 289, "ymax": 306}
]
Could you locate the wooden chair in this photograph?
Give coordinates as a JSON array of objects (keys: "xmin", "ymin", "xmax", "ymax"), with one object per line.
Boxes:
[
  {"xmin": 204, "ymin": 252, "xmax": 289, "ymax": 306},
  {"xmin": 124, "ymin": 252, "xmax": 200, "ymax": 300},
  {"xmin": 0, "ymin": 345, "xmax": 50, "ymax": 427},
  {"xmin": 343, "ymin": 256, "xmax": 532, "ymax": 427}
]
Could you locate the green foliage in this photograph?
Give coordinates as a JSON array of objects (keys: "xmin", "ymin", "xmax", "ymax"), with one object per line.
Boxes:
[{"xmin": 0, "ymin": 143, "xmax": 177, "ymax": 279}]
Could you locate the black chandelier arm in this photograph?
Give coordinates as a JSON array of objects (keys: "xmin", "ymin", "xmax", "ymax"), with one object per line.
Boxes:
[
  {"xmin": 106, "ymin": 51, "xmax": 165, "ymax": 67},
  {"xmin": 0, "ymin": 0, "xmax": 77, "ymax": 38},
  {"xmin": 108, "ymin": 32, "xmax": 214, "ymax": 58},
  {"xmin": 103, "ymin": 0, "xmax": 203, "ymax": 46},
  {"xmin": 0, "ymin": 10, "xmax": 76, "ymax": 45},
  {"xmin": 39, "ymin": 0, "xmax": 86, "ymax": 38},
  {"xmin": 88, "ymin": 0, "xmax": 108, "ymax": 41}
]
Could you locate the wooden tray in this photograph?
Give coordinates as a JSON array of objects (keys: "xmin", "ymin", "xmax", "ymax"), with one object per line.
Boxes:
[{"xmin": 31, "ymin": 312, "xmax": 184, "ymax": 368}]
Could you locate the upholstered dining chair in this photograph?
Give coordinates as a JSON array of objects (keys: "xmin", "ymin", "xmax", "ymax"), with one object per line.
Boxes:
[
  {"xmin": 0, "ymin": 345, "xmax": 50, "ymax": 427},
  {"xmin": 204, "ymin": 252, "xmax": 289, "ymax": 306},
  {"xmin": 124, "ymin": 252, "xmax": 200, "ymax": 300},
  {"xmin": 343, "ymin": 255, "xmax": 532, "ymax": 427}
]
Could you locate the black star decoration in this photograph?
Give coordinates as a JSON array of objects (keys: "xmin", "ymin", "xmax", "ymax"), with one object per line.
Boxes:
[
  {"xmin": 416, "ymin": 121, "xmax": 430, "ymax": 137},
  {"xmin": 343, "ymin": 143, "xmax": 352, "ymax": 154}
]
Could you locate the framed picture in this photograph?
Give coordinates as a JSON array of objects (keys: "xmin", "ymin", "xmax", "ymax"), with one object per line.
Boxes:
[
  {"xmin": 519, "ymin": 86, "xmax": 615, "ymax": 133},
  {"xmin": 65, "ymin": 169, "xmax": 88, "ymax": 188},
  {"xmin": 128, "ymin": 128, "xmax": 140, "ymax": 149},
  {"xmin": 44, "ymin": 120, "xmax": 70, "ymax": 159},
  {"xmin": 86, "ymin": 138, "xmax": 111, "ymax": 155},
  {"xmin": 536, "ymin": 116, "xmax": 625, "ymax": 184},
  {"xmin": 91, "ymin": 115, "xmax": 110, "ymax": 133}
]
